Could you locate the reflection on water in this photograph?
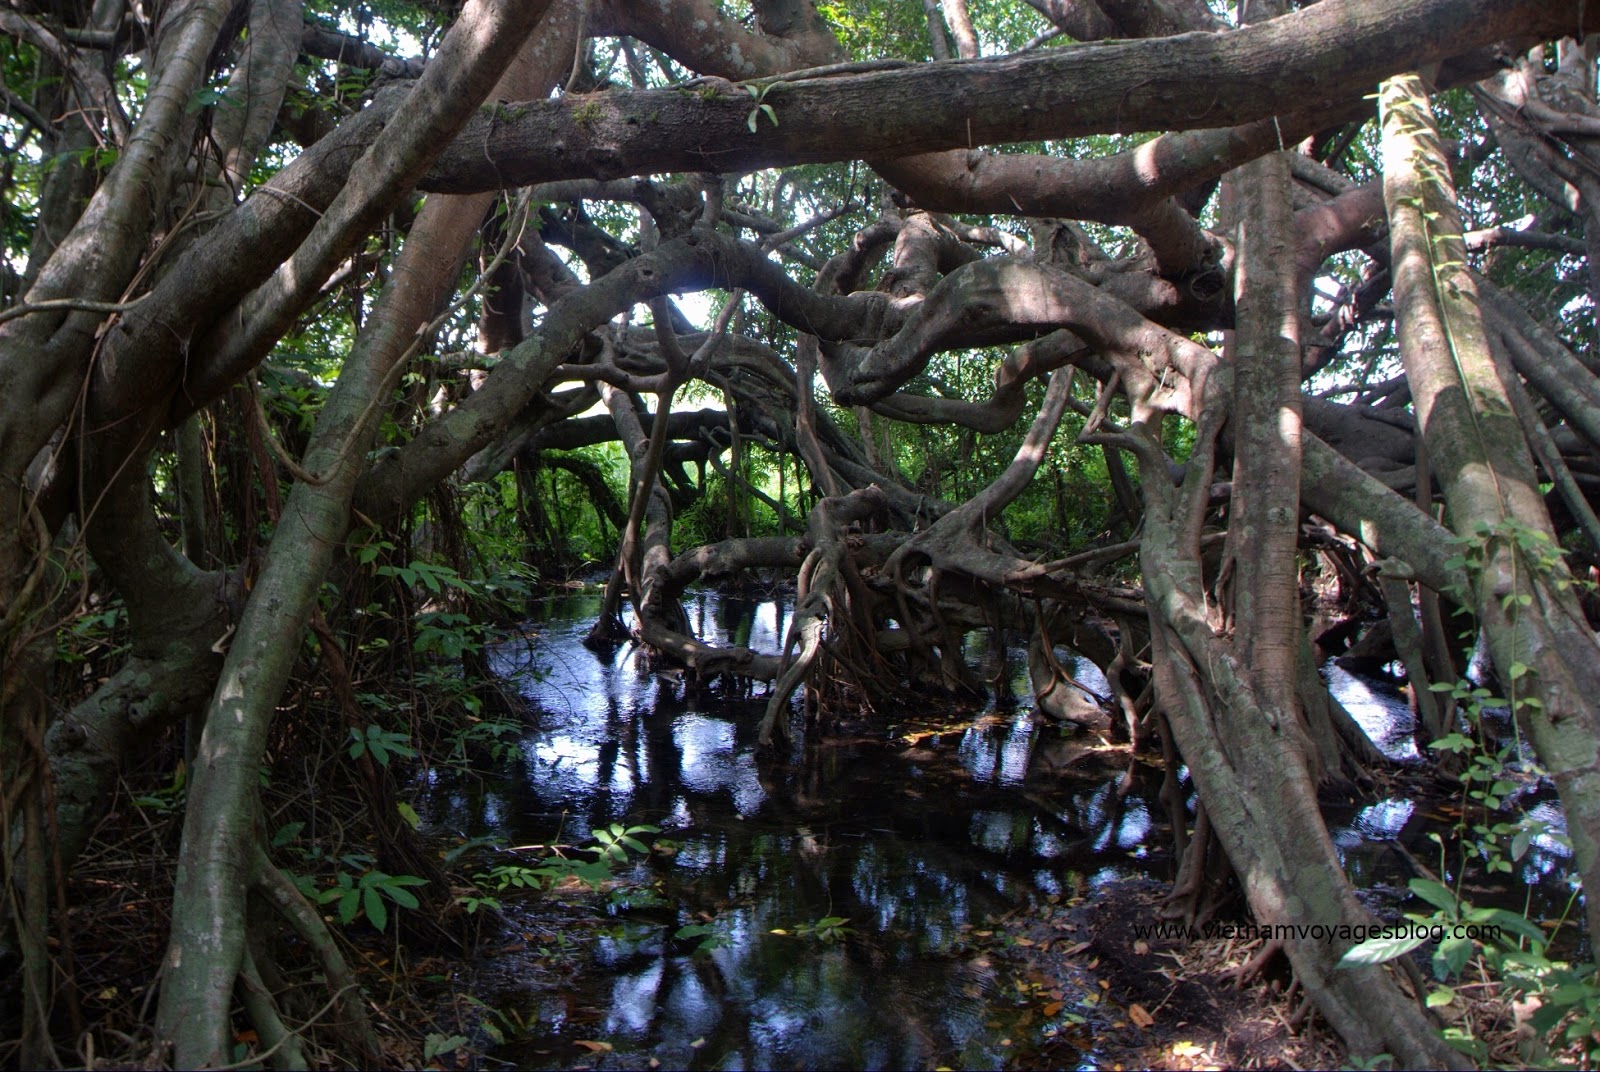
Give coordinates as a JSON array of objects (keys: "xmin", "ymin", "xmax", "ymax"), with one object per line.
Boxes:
[
  {"xmin": 1318, "ymin": 660, "xmax": 1580, "ymax": 930},
  {"xmin": 420, "ymin": 591, "xmax": 1162, "ymax": 1070},
  {"xmin": 418, "ymin": 591, "xmax": 1584, "ymax": 1067},
  {"xmin": 1324, "ymin": 663, "xmax": 1418, "ymax": 761}
]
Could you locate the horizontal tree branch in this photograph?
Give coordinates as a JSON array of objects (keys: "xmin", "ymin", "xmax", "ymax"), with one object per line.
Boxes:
[{"xmin": 419, "ymin": 0, "xmax": 1581, "ymax": 193}]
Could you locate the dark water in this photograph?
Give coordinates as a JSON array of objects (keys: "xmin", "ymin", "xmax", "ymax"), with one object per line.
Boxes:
[
  {"xmin": 1322, "ymin": 663, "xmax": 1579, "ymax": 930},
  {"xmin": 419, "ymin": 590, "xmax": 1580, "ymax": 1069},
  {"xmin": 421, "ymin": 590, "xmax": 1157, "ymax": 1070}
]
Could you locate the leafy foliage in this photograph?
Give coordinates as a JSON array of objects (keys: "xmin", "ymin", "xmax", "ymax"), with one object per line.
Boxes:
[{"xmin": 317, "ymin": 869, "xmax": 429, "ymax": 932}]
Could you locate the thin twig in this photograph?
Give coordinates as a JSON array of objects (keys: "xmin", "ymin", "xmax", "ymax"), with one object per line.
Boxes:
[{"xmin": 0, "ymin": 295, "xmax": 147, "ymax": 327}]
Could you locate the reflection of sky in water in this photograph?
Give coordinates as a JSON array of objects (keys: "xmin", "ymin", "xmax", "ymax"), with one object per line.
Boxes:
[
  {"xmin": 1526, "ymin": 801, "xmax": 1571, "ymax": 858},
  {"xmin": 959, "ymin": 714, "xmax": 1035, "ymax": 786},
  {"xmin": 1324, "ymin": 663, "xmax": 1418, "ymax": 761},
  {"xmin": 605, "ymin": 962, "xmax": 664, "ymax": 1035},
  {"xmin": 956, "ymin": 649, "xmax": 1112, "ymax": 786},
  {"xmin": 578, "ymin": 871, "xmax": 1012, "ymax": 1070},
  {"xmin": 675, "ymin": 714, "xmax": 767, "ymax": 816},
  {"xmin": 457, "ymin": 592, "xmax": 1181, "ymax": 1070},
  {"xmin": 1519, "ymin": 801, "xmax": 1579, "ymax": 895},
  {"xmin": 961, "ymin": 635, "xmax": 1111, "ymax": 714},
  {"xmin": 1067, "ymin": 654, "xmax": 1110, "ymax": 697},
  {"xmin": 1106, "ymin": 796, "xmax": 1150, "ymax": 850},
  {"xmin": 1332, "ymin": 797, "xmax": 1415, "ymax": 854},
  {"xmin": 448, "ymin": 590, "xmax": 1595, "ymax": 1072},
  {"xmin": 526, "ymin": 734, "xmax": 604, "ymax": 798},
  {"xmin": 1090, "ymin": 866, "xmax": 1132, "ymax": 888},
  {"xmin": 683, "ymin": 589, "xmax": 787, "ymax": 654}
]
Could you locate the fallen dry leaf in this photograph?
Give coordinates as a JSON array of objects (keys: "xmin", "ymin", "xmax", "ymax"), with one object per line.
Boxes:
[
  {"xmin": 573, "ymin": 1041, "xmax": 613, "ymax": 1054},
  {"xmin": 1128, "ymin": 1003, "xmax": 1155, "ymax": 1028}
]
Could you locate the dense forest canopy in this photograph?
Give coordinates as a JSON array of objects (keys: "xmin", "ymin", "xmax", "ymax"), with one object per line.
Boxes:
[{"xmin": 3, "ymin": 0, "xmax": 1600, "ymax": 1066}]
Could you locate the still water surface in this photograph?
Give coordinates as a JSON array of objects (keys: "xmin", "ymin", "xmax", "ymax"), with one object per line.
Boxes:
[
  {"xmin": 420, "ymin": 589, "xmax": 1578, "ymax": 1069},
  {"xmin": 423, "ymin": 590, "xmax": 1156, "ymax": 1069}
]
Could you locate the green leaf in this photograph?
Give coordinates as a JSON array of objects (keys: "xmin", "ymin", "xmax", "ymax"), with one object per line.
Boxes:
[
  {"xmin": 337, "ymin": 889, "xmax": 360, "ymax": 925},
  {"xmin": 572, "ymin": 861, "xmax": 611, "ymax": 889},
  {"xmin": 1338, "ymin": 933, "xmax": 1428, "ymax": 968},
  {"xmin": 271, "ymin": 821, "xmax": 305, "ymax": 847},
  {"xmin": 1408, "ymin": 877, "xmax": 1458, "ymax": 916},
  {"xmin": 1548, "ymin": 983, "xmax": 1592, "ymax": 1007},
  {"xmin": 1426, "ymin": 986, "xmax": 1455, "ymax": 1007},
  {"xmin": 1434, "ymin": 934, "xmax": 1474, "ymax": 979},
  {"xmin": 364, "ymin": 886, "xmax": 388, "ymax": 931},
  {"xmin": 385, "ymin": 874, "xmax": 429, "ymax": 887},
  {"xmin": 1477, "ymin": 908, "xmax": 1547, "ymax": 947},
  {"xmin": 397, "ymin": 802, "xmax": 421, "ymax": 830},
  {"xmin": 1442, "ymin": 1027, "xmax": 1487, "ymax": 1061},
  {"xmin": 1428, "ymin": 733, "xmax": 1474, "ymax": 755},
  {"xmin": 424, "ymin": 1034, "xmax": 469, "ymax": 1061},
  {"xmin": 185, "ymin": 87, "xmax": 226, "ymax": 114},
  {"xmin": 386, "ymin": 886, "xmax": 420, "ymax": 910}
]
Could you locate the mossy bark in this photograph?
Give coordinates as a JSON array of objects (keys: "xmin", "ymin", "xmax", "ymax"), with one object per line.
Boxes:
[{"xmin": 1381, "ymin": 71, "xmax": 1600, "ymax": 952}]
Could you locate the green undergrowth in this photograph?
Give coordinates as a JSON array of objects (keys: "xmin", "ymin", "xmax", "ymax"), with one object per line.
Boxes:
[{"xmin": 1338, "ymin": 520, "xmax": 1599, "ymax": 1068}]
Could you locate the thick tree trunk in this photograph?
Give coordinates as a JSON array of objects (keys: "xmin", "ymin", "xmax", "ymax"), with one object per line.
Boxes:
[
  {"xmin": 156, "ymin": 4, "xmax": 556, "ymax": 1062},
  {"xmin": 1381, "ymin": 72, "xmax": 1600, "ymax": 951},
  {"xmin": 1114, "ymin": 124, "xmax": 1464, "ymax": 1067}
]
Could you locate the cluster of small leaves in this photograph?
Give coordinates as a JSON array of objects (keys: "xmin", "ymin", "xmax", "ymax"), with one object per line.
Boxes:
[
  {"xmin": 317, "ymin": 868, "xmax": 428, "ymax": 931},
  {"xmin": 413, "ymin": 611, "xmax": 485, "ymax": 659},
  {"xmin": 1342, "ymin": 866, "xmax": 1596, "ymax": 1065},
  {"xmin": 673, "ymin": 921, "xmax": 732, "ymax": 953},
  {"xmin": 58, "ymin": 603, "xmax": 128, "ymax": 665},
  {"xmin": 347, "ymin": 723, "xmax": 417, "ymax": 766},
  {"xmin": 458, "ymin": 823, "xmax": 662, "ymax": 914},
  {"xmin": 131, "ymin": 764, "xmax": 187, "ymax": 814},
  {"xmin": 273, "ymin": 825, "xmax": 431, "ymax": 932},
  {"xmin": 448, "ymin": 715, "xmax": 521, "ymax": 766},
  {"xmin": 376, "ymin": 558, "xmax": 471, "ymax": 594},
  {"xmin": 771, "ymin": 914, "xmax": 852, "ymax": 943}
]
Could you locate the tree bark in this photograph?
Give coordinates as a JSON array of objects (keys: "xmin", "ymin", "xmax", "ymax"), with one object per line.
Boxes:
[
  {"xmin": 1381, "ymin": 71, "xmax": 1600, "ymax": 952},
  {"xmin": 156, "ymin": 3, "xmax": 557, "ymax": 1062}
]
